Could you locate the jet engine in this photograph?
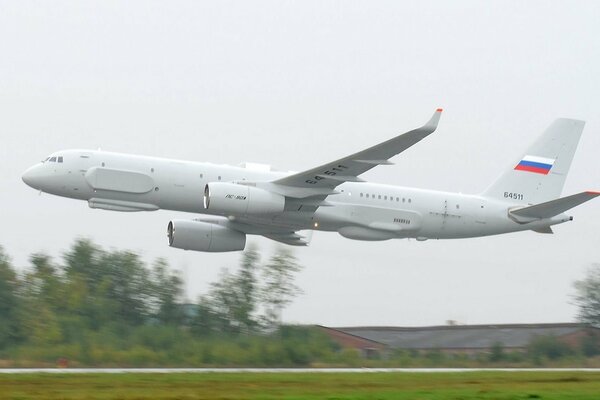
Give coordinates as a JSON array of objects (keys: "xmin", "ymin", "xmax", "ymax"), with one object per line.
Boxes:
[
  {"xmin": 167, "ymin": 220, "xmax": 246, "ymax": 252},
  {"xmin": 203, "ymin": 182, "xmax": 285, "ymax": 215}
]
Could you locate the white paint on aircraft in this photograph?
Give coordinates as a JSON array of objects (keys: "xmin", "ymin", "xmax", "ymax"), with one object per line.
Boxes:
[{"xmin": 22, "ymin": 110, "xmax": 599, "ymax": 252}]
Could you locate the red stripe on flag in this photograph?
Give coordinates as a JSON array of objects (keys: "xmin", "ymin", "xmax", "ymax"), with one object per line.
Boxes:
[{"xmin": 514, "ymin": 165, "xmax": 550, "ymax": 175}]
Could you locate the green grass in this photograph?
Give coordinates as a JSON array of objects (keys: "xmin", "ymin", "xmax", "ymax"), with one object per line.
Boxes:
[{"xmin": 1, "ymin": 371, "xmax": 600, "ymax": 399}]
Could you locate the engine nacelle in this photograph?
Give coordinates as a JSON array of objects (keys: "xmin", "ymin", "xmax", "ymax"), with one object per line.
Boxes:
[
  {"xmin": 204, "ymin": 182, "xmax": 285, "ymax": 215},
  {"xmin": 167, "ymin": 220, "xmax": 246, "ymax": 252}
]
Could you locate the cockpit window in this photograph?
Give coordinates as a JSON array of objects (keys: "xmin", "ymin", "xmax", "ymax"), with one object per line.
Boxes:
[
  {"xmin": 57, "ymin": 156, "xmax": 63, "ymax": 163},
  {"xmin": 42, "ymin": 157, "xmax": 50, "ymax": 163},
  {"xmin": 49, "ymin": 157, "xmax": 57, "ymax": 162}
]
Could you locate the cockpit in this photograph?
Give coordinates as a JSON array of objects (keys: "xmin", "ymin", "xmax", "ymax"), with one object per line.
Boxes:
[{"xmin": 42, "ymin": 156, "xmax": 64, "ymax": 163}]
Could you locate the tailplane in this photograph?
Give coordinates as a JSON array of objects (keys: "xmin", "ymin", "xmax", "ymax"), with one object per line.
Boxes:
[
  {"xmin": 482, "ymin": 118, "xmax": 585, "ymax": 204},
  {"xmin": 509, "ymin": 191, "xmax": 600, "ymax": 223}
]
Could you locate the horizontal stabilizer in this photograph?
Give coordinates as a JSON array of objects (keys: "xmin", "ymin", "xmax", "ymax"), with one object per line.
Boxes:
[{"xmin": 510, "ymin": 191, "xmax": 600, "ymax": 220}]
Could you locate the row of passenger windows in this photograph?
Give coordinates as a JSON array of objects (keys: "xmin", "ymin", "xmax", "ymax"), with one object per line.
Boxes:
[
  {"xmin": 44, "ymin": 156, "xmax": 64, "ymax": 163},
  {"xmin": 360, "ymin": 192, "xmax": 412, "ymax": 203}
]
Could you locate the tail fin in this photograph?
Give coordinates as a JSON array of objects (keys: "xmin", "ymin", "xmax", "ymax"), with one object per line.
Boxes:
[{"xmin": 482, "ymin": 118, "xmax": 585, "ymax": 204}]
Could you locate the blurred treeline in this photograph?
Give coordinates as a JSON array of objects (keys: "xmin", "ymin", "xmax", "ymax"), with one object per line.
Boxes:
[
  {"xmin": 1, "ymin": 240, "xmax": 600, "ymax": 368},
  {"xmin": 0, "ymin": 239, "xmax": 342, "ymax": 367}
]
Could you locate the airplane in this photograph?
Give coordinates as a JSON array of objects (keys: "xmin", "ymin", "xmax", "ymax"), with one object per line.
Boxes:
[{"xmin": 22, "ymin": 109, "xmax": 599, "ymax": 252}]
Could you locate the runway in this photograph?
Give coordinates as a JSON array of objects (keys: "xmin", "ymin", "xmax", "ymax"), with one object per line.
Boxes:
[{"xmin": 1, "ymin": 368, "xmax": 600, "ymax": 373}]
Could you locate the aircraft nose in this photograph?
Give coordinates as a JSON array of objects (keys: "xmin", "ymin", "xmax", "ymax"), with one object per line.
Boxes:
[{"xmin": 22, "ymin": 164, "xmax": 43, "ymax": 189}]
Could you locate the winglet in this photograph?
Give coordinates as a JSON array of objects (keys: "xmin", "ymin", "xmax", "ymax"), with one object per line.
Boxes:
[{"xmin": 424, "ymin": 108, "xmax": 443, "ymax": 131}]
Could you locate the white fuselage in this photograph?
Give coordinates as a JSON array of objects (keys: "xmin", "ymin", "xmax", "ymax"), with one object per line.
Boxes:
[{"xmin": 22, "ymin": 149, "xmax": 570, "ymax": 241}]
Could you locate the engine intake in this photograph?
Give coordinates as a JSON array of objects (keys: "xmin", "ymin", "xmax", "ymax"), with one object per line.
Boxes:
[
  {"xmin": 167, "ymin": 220, "xmax": 246, "ymax": 252},
  {"xmin": 204, "ymin": 182, "xmax": 285, "ymax": 215}
]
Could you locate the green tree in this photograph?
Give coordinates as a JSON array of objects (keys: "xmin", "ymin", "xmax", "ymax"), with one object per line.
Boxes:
[
  {"xmin": 190, "ymin": 296, "xmax": 222, "ymax": 336},
  {"xmin": 63, "ymin": 239, "xmax": 100, "ymax": 287},
  {"xmin": 234, "ymin": 245, "xmax": 260, "ymax": 333},
  {"xmin": 0, "ymin": 247, "xmax": 21, "ymax": 348},
  {"xmin": 201, "ymin": 247, "xmax": 261, "ymax": 334},
  {"xmin": 61, "ymin": 239, "xmax": 105, "ymax": 329},
  {"xmin": 62, "ymin": 240, "xmax": 153, "ymax": 328},
  {"xmin": 150, "ymin": 259, "xmax": 184, "ymax": 325},
  {"xmin": 29, "ymin": 253, "xmax": 63, "ymax": 310},
  {"xmin": 260, "ymin": 247, "xmax": 303, "ymax": 329},
  {"xmin": 97, "ymin": 249, "xmax": 151, "ymax": 326},
  {"xmin": 17, "ymin": 253, "xmax": 66, "ymax": 345},
  {"xmin": 206, "ymin": 268, "xmax": 244, "ymax": 334},
  {"xmin": 574, "ymin": 263, "xmax": 600, "ymax": 327}
]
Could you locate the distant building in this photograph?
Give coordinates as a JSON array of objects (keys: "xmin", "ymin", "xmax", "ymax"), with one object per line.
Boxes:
[
  {"xmin": 319, "ymin": 323, "xmax": 599, "ymax": 356},
  {"xmin": 318, "ymin": 326, "xmax": 387, "ymax": 359}
]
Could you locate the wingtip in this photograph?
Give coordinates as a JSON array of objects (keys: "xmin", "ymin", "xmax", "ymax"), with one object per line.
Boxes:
[
  {"xmin": 424, "ymin": 108, "xmax": 443, "ymax": 130},
  {"xmin": 585, "ymin": 191, "xmax": 600, "ymax": 196},
  {"xmin": 436, "ymin": 108, "xmax": 443, "ymax": 112}
]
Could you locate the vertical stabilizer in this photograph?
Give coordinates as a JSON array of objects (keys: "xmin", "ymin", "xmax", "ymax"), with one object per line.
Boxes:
[{"xmin": 482, "ymin": 118, "xmax": 585, "ymax": 204}]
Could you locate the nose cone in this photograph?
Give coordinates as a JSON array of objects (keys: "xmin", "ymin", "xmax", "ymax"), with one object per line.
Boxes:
[{"xmin": 22, "ymin": 164, "xmax": 43, "ymax": 189}]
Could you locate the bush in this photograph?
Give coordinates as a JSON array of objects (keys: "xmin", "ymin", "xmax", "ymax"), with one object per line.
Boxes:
[
  {"xmin": 488, "ymin": 342, "xmax": 505, "ymax": 362},
  {"xmin": 580, "ymin": 333, "xmax": 600, "ymax": 357},
  {"xmin": 425, "ymin": 348, "xmax": 444, "ymax": 364},
  {"xmin": 528, "ymin": 335, "xmax": 573, "ymax": 361}
]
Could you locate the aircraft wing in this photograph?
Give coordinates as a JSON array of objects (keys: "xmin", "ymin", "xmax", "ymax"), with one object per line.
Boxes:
[{"xmin": 271, "ymin": 109, "xmax": 442, "ymax": 196}]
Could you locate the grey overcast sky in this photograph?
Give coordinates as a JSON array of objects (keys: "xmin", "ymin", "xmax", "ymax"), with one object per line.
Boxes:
[{"xmin": 1, "ymin": 0, "xmax": 599, "ymax": 326}]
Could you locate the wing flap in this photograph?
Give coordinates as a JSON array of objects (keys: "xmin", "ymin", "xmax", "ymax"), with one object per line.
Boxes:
[
  {"xmin": 531, "ymin": 226, "xmax": 554, "ymax": 234},
  {"xmin": 262, "ymin": 231, "xmax": 312, "ymax": 246}
]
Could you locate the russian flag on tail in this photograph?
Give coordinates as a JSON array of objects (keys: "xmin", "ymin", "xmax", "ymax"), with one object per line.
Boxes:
[{"xmin": 514, "ymin": 155, "xmax": 555, "ymax": 175}]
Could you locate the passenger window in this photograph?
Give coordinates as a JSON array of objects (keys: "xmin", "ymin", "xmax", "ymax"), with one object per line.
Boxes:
[
  {"xmin": 57, "ymin": 156, "xmax": 63, "ymax": 163},
  {"xmin": 384, "ymin": 196, "xmax": 387, "ymax": 200},
  {"xmin": 49, "ymin": 157, "xmax": 57, "ymax": 162},
  {"xmin": 360, "ymin": 193, "xmax": 363, "ymax": 197}
]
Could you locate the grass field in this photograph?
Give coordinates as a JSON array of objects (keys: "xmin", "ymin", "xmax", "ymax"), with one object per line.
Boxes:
[{"xmin": 1, "ymin": 371, "xmax": 600, "ymax": 399}]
